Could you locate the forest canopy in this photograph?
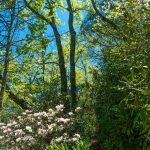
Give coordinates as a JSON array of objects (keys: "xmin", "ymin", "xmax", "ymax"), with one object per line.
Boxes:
[{"xmin": 0, "ymin": 0, "xmax": 150, "ymax": 150}]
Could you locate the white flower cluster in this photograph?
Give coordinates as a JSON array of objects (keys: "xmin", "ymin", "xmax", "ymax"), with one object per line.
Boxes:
[{"xmin": 0, "ymin": 104, "xmax": 81, "ymax": 149}]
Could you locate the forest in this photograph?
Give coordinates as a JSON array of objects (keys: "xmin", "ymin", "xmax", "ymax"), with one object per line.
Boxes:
[{"xmin": 0, "ymin": 0, "xmax": 150, "ymax": 149}]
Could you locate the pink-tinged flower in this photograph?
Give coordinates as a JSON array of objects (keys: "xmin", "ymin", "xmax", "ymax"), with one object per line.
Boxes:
[
  {"xmin": 22, "ymin": 112, "xmax": 27, "ymax": 115},
  {"xmin": 0, "ymin": 104, "xmax": 79, "ymax": 148},
  {"xmin": 25, "ymin": 110, "xmax": 32, "ymax": 113},
  {"xmin": 14, "ymin": 124, "xmax": 20, "ymax": 128},
  {"xmin": 72, "ymin": 137, "xmax": 78, "ymax": 142},
  {"xmin": 55, "ymin": 104, "xmax": 64, "ymax": 111},
  {"xmin": 7, "ymin": 123, "xmax": 13, "ymax": 127},
  {"xmin": 75, "ymin": 107, "xmax": 82, "ymax": 112},
  {"xmin": 57, "ymin": 118, "xmax": 70, "ymax": 124},
  {"xmin": 0, "ymin": 136, "xmax": 4, "ymax": 140},
  {"xmin": 55, "ymin": 136, "xmax": 63, "ymax": 143},
  {"xmin": 3, "ymin": 128, "xmax": 11, "ymax": 133},
  {"xmin": 48, "ymin": 111, "xmax": 56, "ymax": 117},
  {"xmin": 17, "ymin": 116, "xmax": 21, "ymax": 119},
  {"xmin": 38, "ymin": 128, "xmax": 47, "ymax": 135},
  {"xmin": 7, "ymin": 128, "xmax": 11, "ymax": 132},
  {"xmin": 42, "ymin": 111, "xmax": 48, "ymax": 117},
  {"xmin": 25, "ymin": 126, "xmax": 32, "ymax": 132},
  {"xmin": 1, "ymin": 126, "xmax": 7, "ymax": 130},
  {"xmin": 37, "ymin": 122, "xmax": 42, "ymax": 126},
  {"xmin": 33, "ymin": 113, "xmax": 39, "ymax": 117},
  {"xmin": 48, "ymin": 109, "xmax": 53, "ymax": 113},
  {"xmin": 68, "ymin": 112, "xmax": 74, "ymax": 116},
  {"xmin": 27, "ymin": 114, "xmax": 32, "ymax": 117},
  {"xmin": 16, "ymin": 137, "xmax": 21, "ymax": 142},
  {"xmin": 74, "ymin": 133, "xmax": 80, "ymax": 139},
  {"xmin": 22, "ymin": 136, "xmax": 34, "ymax": 142},
  {"xmin": 47, "ymin": 123, "xmax": 56, "ymax": 131},
  {"xmin": 12, "ymin": 121, "xmax": 17, "ymax": 125},
  {"xmin": 19, "ymin": 118, "xmax": 23, "ymax": 122},
  {"xmin": 15, "ymin": 129, "xmax": 23, "ymax": 136},
  {"xmin": 0, "ymin": 123, "xmax": 5, "ymax": 126}
]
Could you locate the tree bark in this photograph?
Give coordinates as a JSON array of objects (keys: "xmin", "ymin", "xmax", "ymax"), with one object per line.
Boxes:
[
  {"xmin": 50, "ymin": 21, "xmax": 68, "ymax": 94},
  {"xmin": 66, "ymin": 0, "xmax": 77, "ymax": 108}
]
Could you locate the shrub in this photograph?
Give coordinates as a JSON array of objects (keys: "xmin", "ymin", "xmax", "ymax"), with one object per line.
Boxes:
[
  {"xmin": 0, "ymin": 105, "xmax": 81, "ymax": 150},
  {"xmin": 48, "ymin": 140, "xmax": 90, "ymax": 150}
]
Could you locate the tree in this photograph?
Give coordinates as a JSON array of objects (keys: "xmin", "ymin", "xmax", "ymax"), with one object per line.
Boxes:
[
  {"xmin": 0, "ymin": 0, "xmax": 28, "ymax": 109},
  {"xmin": 66, "ymin": 0, "xmax": 77, "ymax": 108},
  {"xmin": 83, "ymin": 0, "xmax": 150, "ymax": 149},
  {"xmin": 23, "ymin": 0, "xmax": 68, "ymax": 97},
  {"xmin": 23, "ymin": 0, "xmax": 89, "ymax": 109}
]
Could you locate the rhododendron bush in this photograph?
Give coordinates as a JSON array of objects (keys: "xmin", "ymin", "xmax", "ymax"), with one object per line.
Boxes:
[{"xmin": 0, "ymin": 105, "xmax": 81, "ymax": 149}]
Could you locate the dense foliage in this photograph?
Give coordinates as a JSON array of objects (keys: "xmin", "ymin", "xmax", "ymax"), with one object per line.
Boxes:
[
  {"xmin": 86, "ymin": 0, "xmax": 150, "ymax": 149},
  {"xmin": 0, "ymin": 0, "xmax": 149, "ymax": 149}
]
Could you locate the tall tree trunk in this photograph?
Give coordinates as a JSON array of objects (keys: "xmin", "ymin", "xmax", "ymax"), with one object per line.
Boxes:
[
  {"xmin": 49, "ymin": 5, "xmax": 69, "ymax": 110},
  {"xmin": 50, "ymin": 21, "xmax": 68, "ymax": 95},
  {"xmin": 66, "ymin": 0, "xmax": 77, "ymax": 108},
  {"xmin": 50, "ymin": 21, "xmax": 70, "ymax": 110},
  {"xmin": 0, "ymin": 15, "xmax": 13, "ymax": 109},
  {"xmin": 23, "ymin": 0, "xmax": 68, "ymax": 96}
]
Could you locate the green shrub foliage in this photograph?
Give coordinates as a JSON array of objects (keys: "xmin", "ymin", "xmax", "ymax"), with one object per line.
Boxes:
[{"xmin": 90, "ymin": 0, "xmax": 150, "ymax": 149}]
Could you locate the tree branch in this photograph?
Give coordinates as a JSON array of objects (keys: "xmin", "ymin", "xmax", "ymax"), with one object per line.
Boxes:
[
  {"xmin": 91, "ymin": 0, "xmax": 118, "ymax": 29},
  {"xmin": 0, "ymin": 74, "xmax": 28, "ymax": 109},
  {"xmin": 23, "ymin": 0, "xmax": 52, "ymax": 25}
]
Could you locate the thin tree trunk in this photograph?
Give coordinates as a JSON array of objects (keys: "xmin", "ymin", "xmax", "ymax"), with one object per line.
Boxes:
[
  {"xmin": 49, "ymin": 5, "xmax": 69, "ymax": 110},
  {"xmin": 0, "ymin": 14, "xmax": 13, "ymax": 109},
  {"xmin": 66, "ymin": 0, "xmax": 77, "ymax": 108},
  {"xmin": 50, "ymin": 21, "xmax": 68, "ymax": 94}
]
